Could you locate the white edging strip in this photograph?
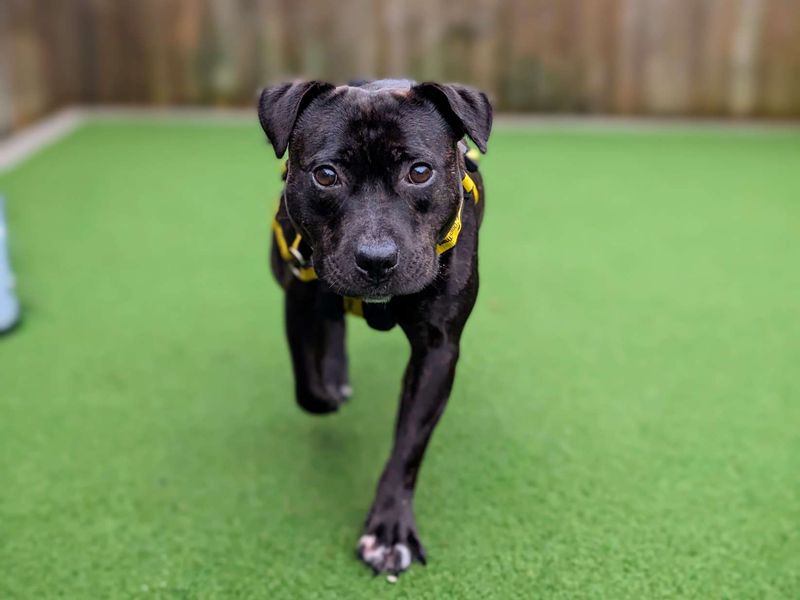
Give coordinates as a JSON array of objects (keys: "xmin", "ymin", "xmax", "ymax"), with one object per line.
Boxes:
[
  {"xmin": 2, "ymin": 106, "xmax": 798, "ymax": 175},
  {"xmin": 0, "ymin": 109, "xmax": 87, "ymax": 174}
]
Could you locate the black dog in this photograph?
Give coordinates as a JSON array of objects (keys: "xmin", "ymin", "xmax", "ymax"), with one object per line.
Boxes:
[{"xmin": 257, "ymin": 79, "xmax": 492, "ymax": 576}]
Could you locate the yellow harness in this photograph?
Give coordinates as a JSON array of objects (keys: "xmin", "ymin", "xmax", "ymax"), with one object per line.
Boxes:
[
  {"xmin": 435, "ymin": 170, "xmax": 479, "ymax": 255},
  {"xmin": 272, "ymin": 213, "xmax": 318, "ymax": 282}
]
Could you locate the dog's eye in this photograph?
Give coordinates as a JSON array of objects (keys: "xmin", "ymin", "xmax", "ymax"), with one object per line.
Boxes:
[
  {"xmin": 408, "ymin": 163, "xmax": 433, "ymax": 185},
  {"xmin": 313, "ymin": 166, "xmax": 338, "ymax": 187}
]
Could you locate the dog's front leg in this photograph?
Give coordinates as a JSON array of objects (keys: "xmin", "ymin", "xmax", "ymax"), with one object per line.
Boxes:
[
  {"xmin": 283, "ymin": 279, "xmax": 350, "ymax": 414},
  {"xmin": 357, "ymin": 331, "xmax": 461, "ymax": 575}
]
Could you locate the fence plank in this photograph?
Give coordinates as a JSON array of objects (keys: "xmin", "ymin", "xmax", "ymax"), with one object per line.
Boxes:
[{"xmin": 1, "ymin": 0, "xmax": 798, "ymax": 133}]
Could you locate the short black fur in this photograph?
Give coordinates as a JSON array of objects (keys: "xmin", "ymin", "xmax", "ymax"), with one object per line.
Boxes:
[{"xmin": 257, "ymin": 78, "xmax": 492, "ymax": 576}]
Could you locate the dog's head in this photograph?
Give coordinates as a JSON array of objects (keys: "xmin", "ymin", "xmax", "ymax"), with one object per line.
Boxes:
[{"xmin": 258, "ymin": 79, "xmax": 492, "ymax": 299}]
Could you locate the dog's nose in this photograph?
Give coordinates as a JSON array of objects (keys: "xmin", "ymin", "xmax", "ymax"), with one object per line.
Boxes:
[{"xmin": 355, "ymin": 239, "xmax": 398, "ymax": 282}]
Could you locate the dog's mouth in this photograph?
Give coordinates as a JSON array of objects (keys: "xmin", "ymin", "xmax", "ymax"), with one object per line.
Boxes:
[
  {"xmin": 362, "ymin": 295, "xmax": 392, "ymax": 304},
  {"xmin": 326, "ymin": 278, "xmax": 399, "ymax": 301},
  {"xmin": 318, "ymin": 273, "xmax": 417, "ymax": 302}
]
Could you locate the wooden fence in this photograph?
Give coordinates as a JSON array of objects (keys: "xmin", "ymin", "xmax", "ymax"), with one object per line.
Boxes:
[{"xmin": 2, "ymin": 0, "xmax": 799, "ymax": 135}]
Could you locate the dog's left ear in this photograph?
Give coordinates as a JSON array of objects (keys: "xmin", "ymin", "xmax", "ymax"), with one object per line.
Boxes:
[
  {"xmin": 257, "ymin": 80, "xmax": 334, "ymax": 158},
  {"xmin": 413, "ymin": 82, "xmax": 493, "ymax": 153}
]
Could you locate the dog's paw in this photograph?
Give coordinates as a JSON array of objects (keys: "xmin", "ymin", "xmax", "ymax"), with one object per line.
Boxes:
[
  {"xmin": 295, "ymin": 386, "xmax": 346, "ymax": 414},
  {"xmin": 356, "ymin": 509, "xmax": 426, "ymax": 576}
]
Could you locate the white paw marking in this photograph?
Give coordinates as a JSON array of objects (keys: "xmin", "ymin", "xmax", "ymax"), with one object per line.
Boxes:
[
  {"xmin": 358, "ymin": 535, "xmax": 386, "ymax": 563},
  {"xmin": 357, "ymin": 535, "xmax": 411, "ymax": 573}
]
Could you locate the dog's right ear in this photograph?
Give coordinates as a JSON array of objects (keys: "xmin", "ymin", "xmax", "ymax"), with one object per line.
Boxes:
[
  {"xmin": 412, "ymin": 82, "xmax": 493, "ymax": 153},
  {"xmin": 257, "ymin": 81, "xmax": 334, "ymax": 158}
]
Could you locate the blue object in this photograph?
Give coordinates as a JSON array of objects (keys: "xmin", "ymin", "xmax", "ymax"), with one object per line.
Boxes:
[{"xmin": 0, "ymin": 195, "xmax": 20, "ymax": 333}]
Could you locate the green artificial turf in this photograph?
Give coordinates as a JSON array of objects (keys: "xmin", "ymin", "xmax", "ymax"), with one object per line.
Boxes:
[{"xmin": 1, "ymin": 121, "xmax": 799, "ymax": 599}]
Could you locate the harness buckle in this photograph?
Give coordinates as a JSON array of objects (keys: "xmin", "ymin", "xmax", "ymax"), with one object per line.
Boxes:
[{"xmin": 289, "ymin": 245, "xmax": 308, "ymax": 266}]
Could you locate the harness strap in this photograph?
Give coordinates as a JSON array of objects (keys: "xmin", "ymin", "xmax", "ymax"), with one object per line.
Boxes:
[
  {"xmin": 435, "ymin": 172, "xmax": 479, "ymax": 255},
  {"xmin": 342, "ymin": 296, "xmax": 363, "ymax": 317},
  {"xmin": 271, "ymin": 197, "xmax": 317, "ymax": 282}
]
